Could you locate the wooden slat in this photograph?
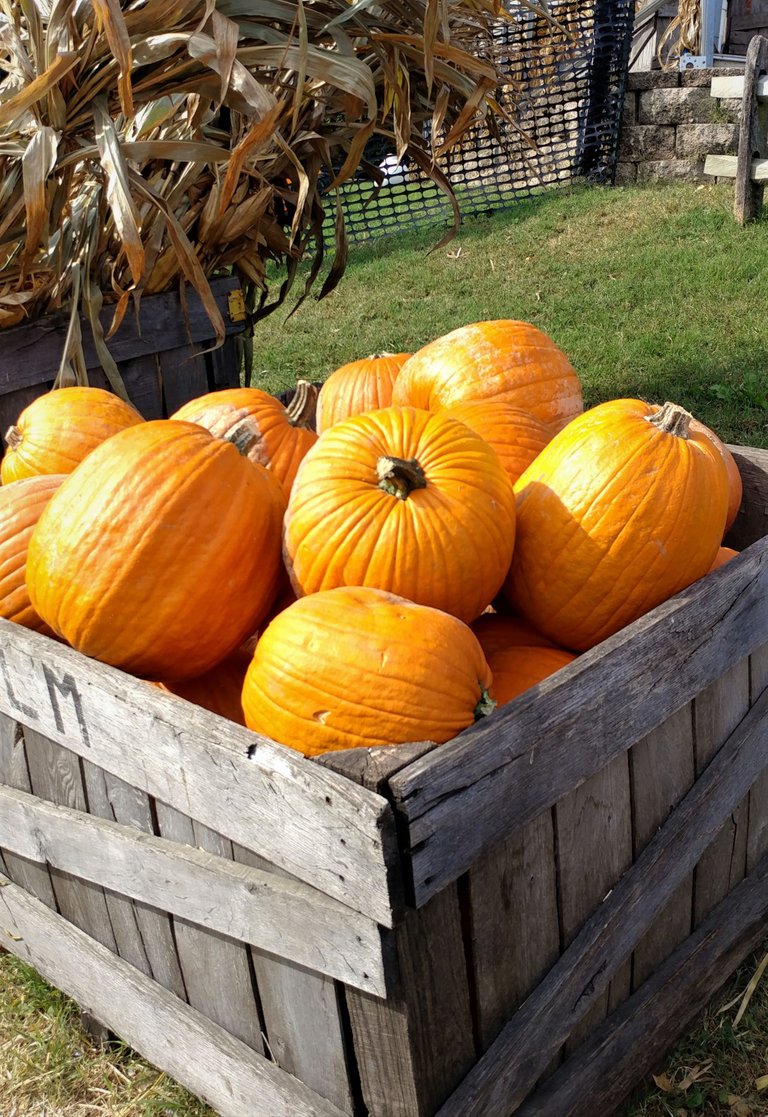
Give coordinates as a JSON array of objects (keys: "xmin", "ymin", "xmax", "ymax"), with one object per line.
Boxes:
[
  {"xmin": 0, "ymin": 877, "xmax": 350, "ymax": 1117},
  {"xmin": 747, "ymin": 643, "xmax": 768, "ymax": 870},
  {"xmin": 159, "ymin": 343, "xmax": 211, "ymax": 416},
  {"xmin": 512, "ymin": 850, "xmax": 768, "ymax": 1117},
  {"xmin": 433, "ymin": 685, "xmax": 768, "ymax": 1117},
  {"xmin": 390, "ymin": 535, "xmax": 768, "ymax": 907},
  {"xmin": 710, "ymin": 74, "xmax": 768, "ymax": 99},
  {"xmin": 0, "ymin": 278, "xmax": 244, "ymax": 393},
  {"xmin": 726, "ymin": 447, "xmax": 768, "ymax": 550},
  {"xmin": 346, "ymin": 886, "xmax": 475, "ymax": 1116},
  {"xmin": 0, "ymin": 621, "xmax": 400, "ymax": 927},
  {"xmin": 704, "ymin": 153, "xmax": 768, "ymax": 180},
  {"xmin": 629, "ymin": 703, "xmax": 695, "ymax": 988},
  {"xmin": 735, "ymin": 35, "xmax": 768, "ymax": 223},
  {"xmin": 692, "ymin": 660, "xmax": 751, "ymax": 924},
  {"xmin": 0, "ymin": 783, "xmax": 387, "ymax": 993},
  {"xmin": 0, "ymin": 713, "xmax": 57, "ymax": 909},
  {"xmin": 466, "ymin": 809, "xmax": 560, "ymax": 1052}
]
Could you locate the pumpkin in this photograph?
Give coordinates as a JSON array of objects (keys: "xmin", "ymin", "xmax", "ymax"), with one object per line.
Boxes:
[
  {"xmin": 159, "ymin": 645, "xmax": 251, "ymax": 725},
  {"xmin": 440, "ymin": 399, "xmax": 552, "ymax": 486},
  {"xmin": 241, "ymin": 585, "xmax": 495, "ymax": 755},
  {"xmin": 0, "ymin": 474, "xmax": 66, "ymax": 633},
  {"xmin": 27, "ymin": 420, "xmax": 286, "ymax": 680},
  {"xmin": 171, "ymin": 382, "xmax": 318, "ymax": 497},
  {"xmin": 487, "ymin": 644, "xmax": 577, "ymax": 706},
  {"xmin": 1, "ymin": 386, "xmax": 143, "ymax": 485},
  {"xmin": 391, "ymin": 320, "xmax": 583, "ymax": 432},
  {"xmin": 505, "ymin": 399, "xmax": 730, "ymax": 652},
  {"xmin": 471, "ymin": 611, "xmax": 558, "ymax": 659},
  {"xmin": 710, "ymin": 546, "xmax": 739, "ymax": 572},
  {"xmin": 315, "ymin": 352, "xmax": 411, "ymax": 433},
  {"xmin": 284, "ymin": 406, "xmax": 517, "ymax": 624}
]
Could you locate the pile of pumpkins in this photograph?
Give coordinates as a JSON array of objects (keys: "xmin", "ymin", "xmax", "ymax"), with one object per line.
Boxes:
[{"xmin": 0, "ymin": 320, "xmax": 742, "ymax": 757}]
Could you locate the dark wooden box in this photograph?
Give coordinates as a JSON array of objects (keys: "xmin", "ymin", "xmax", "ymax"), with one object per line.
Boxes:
[
  {"xmin": 0, "ymin": 443, "xmax": 767, "ymax": 1117},
  {"xmin": 0, "ymin": 276, "xmax": 246, "ymax": 431}
]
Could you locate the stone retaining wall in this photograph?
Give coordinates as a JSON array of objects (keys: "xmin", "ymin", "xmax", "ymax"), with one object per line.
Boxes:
[{"xmin": 618, "ymin": 68, "xmax": 743, "ymax": 183}]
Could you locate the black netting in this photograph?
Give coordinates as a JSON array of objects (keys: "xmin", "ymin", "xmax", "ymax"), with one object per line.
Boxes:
[{"xmin": 325, "ymin": 0, "xmax": 634, "ymax": 243}]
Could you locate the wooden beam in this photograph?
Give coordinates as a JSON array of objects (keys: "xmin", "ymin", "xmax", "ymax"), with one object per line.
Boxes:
[
  {"xmin": 513, "ymin": 851, "xmax": 768, "ymax": 1117},
  {"xmin": 0, "ymin": 621, "xmax": 401, "ymax": 928},
  {"xmin": 704, "ymin": 154, "xmax": 768, "ymax": 180},
  {"xmin": 0, "ymin": 783, "xmax": 389, "ymax": 994},
  {"xmin": 389, "ymin": 535, "xmax": 768, "ymax": 906},
  {"xmin": 0, "ymin": 877, "xmax": 350, "ymax": 1117},
  {"xmin": 433, "ymin": 686, "xmax": 768, "ymax": 1116},
  {"xmin": 735, "ymin": 35, "xmax": 768, "ymax": 224}
]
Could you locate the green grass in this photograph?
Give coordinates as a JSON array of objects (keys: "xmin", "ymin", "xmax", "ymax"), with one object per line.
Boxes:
[
  {"xmin": 3, "ymin": 180, "xmax": 768, "ymax": 1116},
  {"xmin": 253, "ymin": 181, "xmax": 768, "ymax": 447}
]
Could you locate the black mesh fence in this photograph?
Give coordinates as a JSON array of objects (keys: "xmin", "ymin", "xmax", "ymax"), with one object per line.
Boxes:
[{"xmin": 327, "ymin": 0, "xmax": 635, "ymax": 244}]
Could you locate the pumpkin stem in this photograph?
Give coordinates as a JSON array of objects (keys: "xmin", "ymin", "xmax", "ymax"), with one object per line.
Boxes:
[
  {"xmin": 4, "ymin": 425, "xmax": 21, "ymax": 451},
  {"xmin": 286, "ymin": 380, "xmax": 318, "ymax": 430},
  {"xmin": 647, "ymin": 401, "xmax": 693, "ymax": 439},
  {"xmin": 474, "ymin": 686, "xmax": 496, "ymax": 721},
  {"xmin": 376, "ymin": 456, "xmax": 427, "ymax": 500}
]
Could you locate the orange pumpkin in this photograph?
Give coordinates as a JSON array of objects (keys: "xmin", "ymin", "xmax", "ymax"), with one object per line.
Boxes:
[
  {"xmin": 241, "ymin": 586, "xmax": 495, "ymax": 755},
  {"xmin": 27, "ymin": 420, "xmax": 286, "ymax": 680},
  {"xmin": 505, "ymin": 399, "xmax": 730, "ymax": 652},
  {"xmin": 171, "ymin": 382, "xmax": 318, "ymax": 497},
  {"xmin": 392, "ymin": 320, "xmax": 583, "ymax": 432},
  {"xmin": 441, "ymin": 399, "xmax": 552, "ymax": 486},
  {"xmin": 709, "ymin": 546, "xmax": 739, "ymax": 572},
  {"xmin": 471, "ymin": 611, "xmax": 558, "ymax": 659},
  {"xmin": 0, "ymin": 474, "xmax": 66, "ymax": 633},
  {"xmin": 284, "ymin": 406, "xmax": 517, "ymax": 624},
  {"xmin": 315, "ymin": 353, "xmax": 411, "ymax": 433},
  {"xmin": 159, "ymin": 646, "xmax": 251, "ymax": 725},
  {"xmin": 1, "ymin": 386, "xmax": 143, "ymax": 484},
  {"xmin": 487, "ymin": 644, "xmax": 577, "ymax": 706}
]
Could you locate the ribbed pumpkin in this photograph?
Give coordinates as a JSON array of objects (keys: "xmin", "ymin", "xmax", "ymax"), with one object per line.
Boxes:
[
  {"xmin": 284, "ymin": 406, "xmax": 517, "ymax": 624},
  {"xmin": 1, "ymin": 386, "xmax": 143, "ymax": 484},
  {"xmin": 0, "ymin": 474, "xmax": 66, "ymax": 633},
  {"xmin": 315, "ymin": 353, "xmax": 411, "ymax": 433},
  {"xmin": 505, "ymin": 399, "xmax": 731, "ymax": 652},
  {"xmin": 171, "ymin": 383, "xmax": 318, "ymax": 497},
  {"xmin": 710, "ymin": 546, "xmax": 739, "ymax": 572},
  {"xmin": 471, "ymin": 611, "xmax": 558, "ymax": 658},
  {"xmin": 159, "ymin": 645, "xmax": 251, "ymax": 725},
  {"xmin": 27, "ymin": 421, "xmax": 286, "ymax": 680},
  {"xmin": 649, "ymin": 405, "xmax": 742, "ymax": 533},
  {"xmin": 487, "ymin": 644, "xmax": 577, "ymax": 706},
  {"xmin": 392, "ymin": 321, "xmax": 583, "ymax": 432},
  {"xmin": 440, "ymin": 399, "xmax": 551, "ymax": 486},
  {"xmin": 241, "ymin": 586, "xmax": 495, "ymax": 755}
]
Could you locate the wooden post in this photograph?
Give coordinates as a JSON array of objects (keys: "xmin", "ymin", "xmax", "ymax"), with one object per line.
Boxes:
[{"xmin": 735, "ymin": 35, "xmax": 768, "ymax": 224}]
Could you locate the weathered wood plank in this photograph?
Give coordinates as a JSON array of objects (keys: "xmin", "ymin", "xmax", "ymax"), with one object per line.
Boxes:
[
  {"xmin": 735, "ymin": 35, "xmax": 768, "ymax": 223},
  {"xmin": 22, "ymin": 727, "xmax": 118, "ymax": 955},
  {"xmin": 710, "ymin": 74, "xmax": 768, "ymax": 100},
  {"xmin": 317, "ymin": 740, "xmax": 438, "ymax": 796},
  {"xmin": 0, "ymin": 713, "xmax": 58, "ymax": 909},
  {"xmin": 556, "ymin": 753, "xmax": 633, "ymax": 1051},
  {"xmin": 693, "ymin": 660, "xmax": 751, "ymax": 924},
  {"xmin": 235, "ymin": 843, "xmax": 356, "ymax": 1115},
  {"xmin": 159, "ymin": 344, "xmax": 210, "ymax": 416},
  {"xmin": 748, "ymin": 643, "xmax": 768, "ymax": 870},
  {"xmin": 433, "ymin": 685, "xmax": 768, "ymax": 1117},
  {"xmin": 346, "ymin": 886, "xmax": 475, "ymax": 1116},
  {"xmin": 153, "ymin": 803, "xmax": 265, "ymax": 1053},
  {"xmin": 0, "ymin": 278, "xmax": 244, "ymax": 392},
  {"xmin": 390, "ymin": 535, "xmax": 768, "ymax": 907},
  {"xmin": 704, "ymin": 154, "xmax": 768, "ymax": 180},
  {"xmin": 727, "ymin": 447, "xmax": 768, "ymax": 550},
  {"xmin": 0, "ymin": 878, "xmax": 350, "ymax": 1117},
  {"xmin": 465, "ymin": 809, "xmax": 560, "ymax": 1052},
  {"xmin": 630, "ymin": 703, "xmax": 695, "ymax": 988},
  {"xmin": 0, "ymin": 783, "xmax": 387, "ymax": 993},
  {"xmin": 0, "ymin": 620, "xmax": 401, "ymax": 926},
  {"xmin": 208, "ymin": 336, "xmax": 243, "ymax": 390},
  {"xmin": 512, "ymin": 851, "xmax": 768, "ymax": 1117}
]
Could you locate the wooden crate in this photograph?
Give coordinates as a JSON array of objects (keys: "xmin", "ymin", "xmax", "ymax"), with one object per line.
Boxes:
[
  {"xmin": 0, "ymin": 276, "xmax": 246, "ymax": 431},
  {"xmin": 0, "ymin": 443, "xmax": 767, "ymax": 1117}
]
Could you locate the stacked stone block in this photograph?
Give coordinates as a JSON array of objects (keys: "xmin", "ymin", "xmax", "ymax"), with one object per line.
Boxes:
[{"xmin": 617, "ymin": 68, "xmax": 743, "ymax": 184}]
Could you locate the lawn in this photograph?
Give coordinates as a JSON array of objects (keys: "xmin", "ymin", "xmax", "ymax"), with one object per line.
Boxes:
[{"xmin": 2, "ymin": 179, "xmax": 768, "ymax": 1117}]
